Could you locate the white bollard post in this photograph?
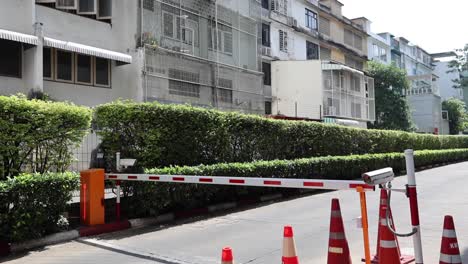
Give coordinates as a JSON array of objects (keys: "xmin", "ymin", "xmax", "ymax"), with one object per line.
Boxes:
[
  {"xmin": 404, "ymin": 149, "xmax": 424, "ymax": 263},
  {"xmin": 116, "ymin": 152, "xmax": 121, "ymax": 172}
]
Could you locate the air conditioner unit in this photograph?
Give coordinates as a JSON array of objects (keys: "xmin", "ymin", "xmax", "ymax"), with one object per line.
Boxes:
[
  {"xmin": 77, "ymin": 0, "xmax": 97, "ymax": 14},
  {"xmin": 261, "ymin": 46, "xmax": 272, "ymax": 57},
  {"xmin": 287, "ymin": 17, "xmax": 298, "ymax": 28},
  {"xmin": 442, "ymin": 110, "xmax": 449, "ymax": 120},
  {"xmin": 56, "ymin": 0, "xmax": 77, "ymax": 9}
]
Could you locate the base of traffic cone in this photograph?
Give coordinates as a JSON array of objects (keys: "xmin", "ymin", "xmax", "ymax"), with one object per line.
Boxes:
[{"xmin": 363, "ymin": 254, "xmax": 415, "ymax": 263}]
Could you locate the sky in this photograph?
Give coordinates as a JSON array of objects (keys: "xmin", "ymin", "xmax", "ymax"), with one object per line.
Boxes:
[{"xmin": 338, "ymin": 0, "xmax": 468, "ymax": 54}]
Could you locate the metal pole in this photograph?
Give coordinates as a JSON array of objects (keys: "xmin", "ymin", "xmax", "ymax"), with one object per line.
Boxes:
[
  {"xmin": 357, "ymin": 186, "xmax": 371, "ymax": 264},
  {"xmin": 116, "ymin": 152, "xmax": 121, "ymax": 172},
  {"xmin": 404, "ymin": 149, "xmax": 424, "ymax": 263},
  {"xmin": 116, "ymin": 180, "xmax": 121, "ymax": 221}
]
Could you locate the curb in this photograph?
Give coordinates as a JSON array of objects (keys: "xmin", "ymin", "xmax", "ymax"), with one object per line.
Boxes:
[
  {"xmin": 128, "ymin": 213, "xmax": 175, "ymax": 228},
  {"xmin": 10, "ymin": 230, "xmax": 79, "ymax": 253}
]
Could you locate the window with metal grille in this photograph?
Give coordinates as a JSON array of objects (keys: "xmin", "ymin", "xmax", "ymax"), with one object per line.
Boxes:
[
  {"xmin": 265, "ymin": 101, "xmax": 272, "ymax": 115},
  {"xmin": 344, "ymin": 29, "xmax": 353, "ymax": 46},
  {"xmin": 306, "ymin": 41, "xmax": 319, "ymax": 60},
  {"xmin": 319, "ymin": 17, "xmax": 330, "ymax": 36},
  {"xmin": 143, "ymin": 0, "xmax": 154, "ymax": 11},
  {"xmin": 208, "ymin": 22, "xmax": 233, "ymax": 54},
  {"xmin": 305, "ymin": 9, "xmax": 317, "ymax": 30},
  {"xmin": 354, "ymin": 34, "xmax": 362, "ymax": 50},
  {"xmin": 279, "ymin": 30, "xmax": 288, "ymax": 52},
  {"xmin": 217, "ymin": 83, "xmax": 233, "ymax": 104},
  {"xmin": 262, "ymin": 0, "xmax": 269, "ymax": 9},
  {"xmin": 168, "ymin": 69, "xmax": 200, "ymax": 97},
  {"xmin": 271, "ymin": 0, "xmax": 288, "ymax": 15}
]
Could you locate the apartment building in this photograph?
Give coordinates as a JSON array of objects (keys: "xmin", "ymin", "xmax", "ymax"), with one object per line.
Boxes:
[
  {"xmin": 141, "ymin": 0, "xmax": 264, "ymax": 114},
  {"xmin": 0, "ymin": 0, "xmax": 140, "ymax": 106},
  {"xmin": 261, "ymin": 0, "xmax": 375, "ymax": 127},
  {"xmin": 432, "ymin": 51, "xmax": 463, "ymax": 101}
]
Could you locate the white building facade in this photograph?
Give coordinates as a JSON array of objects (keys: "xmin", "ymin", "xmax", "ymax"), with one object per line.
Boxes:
[{"xmin": 0, "ymin": 0, "xmax": 141, "ymax": 107}]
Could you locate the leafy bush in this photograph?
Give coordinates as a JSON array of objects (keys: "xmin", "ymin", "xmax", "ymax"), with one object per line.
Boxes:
[
  {"xmin": 0, "ymin": 95, "xmax": 92, "ymax": 179},
  {"xmin": 0, "ymin": 172, "xmax": 79, "ymax": 242},
  {"xmin": 118, "ymin": 149, "xmax": 468, "ymax": 217},
  {"xmin": 95, "ymin": 101, "xmax": 468, "ymax": 169}
]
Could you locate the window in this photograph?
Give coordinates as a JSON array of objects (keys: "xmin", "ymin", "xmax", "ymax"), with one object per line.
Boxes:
[
  {"xmin": 271, "ymin": 0, "xmax": 288, "ymax": 15},
  {"xmin": 305, "ymin": 9, "xmax": 317, "ymax": 30},
  {"xmin": 262, "ymin": 62, "xmax": 271, "ymax": 85},
  {"xmin": 97, "ymin": 0, "xmax": 112, "ymax": 19},
  {"xmin": 351, "ymin": 102, "xmax": 361, "ymax": 118},
  {"xmin": 143, "ymin": 0, "xmax": 154, "ymax": 11},
  {"xmin": 319, "ymin": 17, "xmax": 330, "ymax": 36},
  {"xmin": 76, "ymin": 54, "xmax": 93, "ymax": 84},
  {"xmin": 0, "ymin": 39, "xmax": 21, "ymax": 78},
  {"xmin": 350, "ymin": 75, "xmax": 361, "ymax": 92},
  {"xmin": 55, "ymin": 50, "xmax": 74, "ymax": 82},
  {"xmin": 306, "ymin": 41, "xmax": 319, "ymax": 60},
  {"xmin": 208, "ymin": 22, "xmax": 233, "ymax": 54},
  {"xmin": 162, "ymin": 11, "xmax": 198, "ymax": 47},
  {"xmin": 345, "ymin": 29, "xmax": 363, "ymax": 50},
  {"xmin": 320, "ymin": 47, "xmax": 331, "ymax": 60},
  {"xmin": 345, "ymin": 56, "xmax": 363, "ymax": 70},
  {"xmin": 262, "ymin": 23, "xmax": 270, "ymax": 47},
  {"xmin": 217, "ymin": 79, "xmax": 233, "ymax": 104},
  {"xmin": 168, "ymin": 69, "xmax": 200, "ymax": 97},
  {"xmin": 43, "ymin": 48, "xmax": 53, "ymax": 79},
  {"xmin": 265, "ymin": 101, "xmax": 272, "ymax": 115},
  {"xmin": 372, "ymin": 44, "xmax": 387, "ymax": 61},
  {"xmin": 262, "ymin": 0, "xmax": 269, "ymax": 9},
  {"xmin": 94, "ymin": 57, "xmax": 110, "ymax": 87},
  {"xmin": 78, "ymin": 0, "xmax": 97, "ymax": 14},
  {"xmin": 279, "ymin": 30, "xmax": 288, "ymax": 52}
]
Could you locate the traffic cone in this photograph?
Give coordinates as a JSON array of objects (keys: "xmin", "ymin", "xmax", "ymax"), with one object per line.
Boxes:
[
  {"xmin": 439, "ymin": 215, "xmax": 462, "ymax": 264},
  {"xmin": 282, "ymin": 226, "xmax": 299, "ymax": 264},
  {"xmin": 221, "ymin": 247, "xmax": 234, "ymax": 264},
  {"xmin": 327, "ymin": 198, "xmax": 352, "ymax": 264},
  {"xmin": 375, "ymin": 190, "xmax": 414, "ymax": 264}
]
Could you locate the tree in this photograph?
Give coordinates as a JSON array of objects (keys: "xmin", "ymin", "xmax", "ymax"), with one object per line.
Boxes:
[
  {"xmin": 367, "ymin": 61, "xmax": 415, "ymax": 131},
  {"xmin": 448, "ymin": 44, "xmax": 468, "ymax": 89},
  {"xmin": 442, "ymin": 98, "xmax": 467, "ymax": 134}
]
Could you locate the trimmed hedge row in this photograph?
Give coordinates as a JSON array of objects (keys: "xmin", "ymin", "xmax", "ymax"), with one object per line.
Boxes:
[
  {"xmin": 117, "ymin": 149, "xmax": 468, "ymax": 218},
  {"xmin": 0, "ymin": 95, "xmax": 92, "ymax": 179},
  {"xmin": 0, "ymin": 172, "xmax": 79, "ymax": 242},
  {"xmin": 95, "ymin": 101, "xmax": 468, "ymax": 169}
]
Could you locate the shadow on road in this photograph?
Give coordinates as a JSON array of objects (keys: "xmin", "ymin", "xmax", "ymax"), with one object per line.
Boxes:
[{"xmin": 462, "ymin": 247, "xmax": 468, "ymax": 263}]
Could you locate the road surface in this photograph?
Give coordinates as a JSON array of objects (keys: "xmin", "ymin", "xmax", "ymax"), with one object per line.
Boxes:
[{"xmin": 3, "ymin": 162, "xmax": 468, "ymax": 263}]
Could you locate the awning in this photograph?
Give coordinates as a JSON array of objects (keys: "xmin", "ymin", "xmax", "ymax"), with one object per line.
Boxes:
[
  {"xmin": 0, "ymin": 28, "xmax": 39, "ymax": 45},
  {"xmin": 44, "ymin": 37, "xmax": 132, "ymax": 64},
  {"xmin": 321, "ymin": 61, "xmax": 364, "ymax": 75}
]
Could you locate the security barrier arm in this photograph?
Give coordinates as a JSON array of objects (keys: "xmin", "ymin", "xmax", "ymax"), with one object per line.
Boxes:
[{"xmin": 106, "ymin": 173, "xmax": 375, "ymax": 191}]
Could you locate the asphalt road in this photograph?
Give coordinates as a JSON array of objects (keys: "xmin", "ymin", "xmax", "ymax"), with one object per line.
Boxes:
[{"xmin": 3, "ymin": 162, "xmax": 468, "ymax": 264}]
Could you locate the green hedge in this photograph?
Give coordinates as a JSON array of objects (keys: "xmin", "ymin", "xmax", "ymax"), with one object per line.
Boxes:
[
  {"xmin": 117, "ymin": 149, "xmax": 468, "ymax": 218},
  {"xmin": 0, "ymin": 95, "xmax": 92, "ymax": 179},
  {"xmin": 95, "ymin": 101, "xmax": 468, "ymax": 169},
  {"xmin": 0, "ymin": 172, "xmax": 79, "ymax": 242}
]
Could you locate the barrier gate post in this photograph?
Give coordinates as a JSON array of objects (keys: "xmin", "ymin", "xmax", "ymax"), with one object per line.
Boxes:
[
  {"xmin": 404, "ymin": 149, "xmax": 423, "ymax": 264},
  {"xmin": 356, "ymin": 186, "xmax": 371, "ymax": 264}
]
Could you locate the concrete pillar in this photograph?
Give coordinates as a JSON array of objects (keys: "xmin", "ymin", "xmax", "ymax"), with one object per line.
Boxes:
[{"xmin": 32, "ymin": 22, "xmax": 44, "ymax": 92}]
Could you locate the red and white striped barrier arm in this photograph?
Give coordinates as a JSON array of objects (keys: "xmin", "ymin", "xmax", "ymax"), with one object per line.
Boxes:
[{"xmin": 106, "ymin": 174, "xmax": 375, "ymax": 191}]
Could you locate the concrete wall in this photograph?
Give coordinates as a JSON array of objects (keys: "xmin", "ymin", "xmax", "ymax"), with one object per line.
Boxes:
[
  {"xmin": 0, "ymin": 0, "xmax": 35, "ymax": 34},
  {"xmin": 271, "ymin": 60, "xmax": 323, "ymax": 119},
  {"xmin": 434, "ymin": 61, "xmax": 462, "ymax": 100},
  {"xmin": 408, "ymin": 94, "xmax": 444, "ymax": 134}
]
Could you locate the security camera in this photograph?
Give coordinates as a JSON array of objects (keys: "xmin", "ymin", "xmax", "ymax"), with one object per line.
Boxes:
[{"xmin": 362, "ymin": 167, "xmax": 394, "ymax": 186}]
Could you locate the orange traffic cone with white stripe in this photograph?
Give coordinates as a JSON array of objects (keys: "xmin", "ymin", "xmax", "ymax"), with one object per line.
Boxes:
[
  {"xmin": 367, "ymin": 189, "xmax": 414, "ymax": 263},
  {"xmin": 327, "ymin": 198, "xmax": 352, "ymax": 264},
  {"xmin": 376, "ymin": 190, "xmax": 414, "ymax": 264},
  {"xmin": 282, "ymin": 226, "xmax": 299, "ymax": 264},
  {"xmin": 439, "ymin": 215, "xmax": 462, "ymax": 264},
  {"xmin": 221, "ymin": 247, "xmax": 234, "ymax": 264}
]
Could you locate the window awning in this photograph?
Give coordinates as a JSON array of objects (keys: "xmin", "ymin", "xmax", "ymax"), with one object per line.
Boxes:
[
  {"xmin": 321, "ymin": 61, "xmax": 364, "ymax": 75},
  {"xmin": 44, "ymin": 37, "xmax": 132, "ymax": 64},
  {"xmin": 0, "ymin": 28, "xmax": 39, "ymax": 45}
]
